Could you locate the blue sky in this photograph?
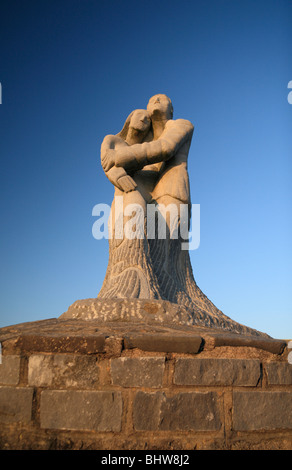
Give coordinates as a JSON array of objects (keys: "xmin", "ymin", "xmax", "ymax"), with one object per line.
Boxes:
[{"xmin": 0, "ymin": 0, "xmax": 291, "ymax": 339}]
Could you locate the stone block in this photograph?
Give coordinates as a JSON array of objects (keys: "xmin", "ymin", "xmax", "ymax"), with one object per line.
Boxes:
[
  {"xmin": 133, "ymin": 391, "xmax": 221, "ymax": 431},
  {"xmin": 212, "ymin": 334, "xmax": 286, "ymax": 355},
  {"xmin": 124, "ymin": 333, "xmax": 202, "ymax": 354},
  {"xmin": 264, "ymin": 362, "xmax": 292, "ymax": 385},
  {"xmin": 40, "ymin": 390, "xmax": 122, "ymax": 431},
  {"xmin": 233, "ymin": 391, "xmax": 292, "ymax": 431},
  {"xmin": 0, "ymin": 386, "xmax": 33, "ymax": 423},
  {"xmin": 0, "ymin": 355, "xmax": 21, "ymax": 385},
  {"xmin": 16, "ymin": 333, "xmax": 106, "ymax": 354},
  {"xmin": 28, "ymin": 354, "xmax": 99, "ymax": 388},
  {"xmin": 174, "ymin": 358, "xmax": 261, "ymax": 386},
  {"xmin": 110, "ymin": 357, "xmax": 165, "ymax": 388}
]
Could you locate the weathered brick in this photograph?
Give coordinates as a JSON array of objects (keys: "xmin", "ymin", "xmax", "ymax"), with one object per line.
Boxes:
[
  {"xmin": 124, "ymin": 333, "xmax": 202, "ymax": 354},
  {"xmin": 28, "ymin": 354, "xmax": 99, "ymax": 388},
  {"xmin": 233, "ymin": 391, "xmax": 292, "ymax": 431},
  {"xmin": 213, "ymin": 334, "xmax": 286, "ymax": 355},
  {"xmin": 40, "ymin": 390, "xmax": 122, "ymax": 431},
  {"xmin": 0, "ymin": 355, "xmax": 21, "ymax": 385},
  {"xmin": 264, "ymin": 362, "xmax": 292, "ymax": 385},
  {"xmin": 133, "ymin": 391, "xmax": 222, "ymax": 431},
  {"xmin": 111, "ymin": 357, "xmax": 165, "ymax": 388},
  {"xmin": 174, "ymin": 358, "xmax": 261, "ymax": 386},
  {"xmin": 16, "ymin": 334, "xmax": 106, "ymax": 354},
  {"xmin": 0, "ymin": 386, "xmax": 33, "ymax": 423},
  {"xmin": 133, "ymin": 391, "xmax": 163, "ymax": 431}
]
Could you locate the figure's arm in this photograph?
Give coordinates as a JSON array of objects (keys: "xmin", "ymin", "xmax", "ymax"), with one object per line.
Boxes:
[
  {"xmin": 100, "ymin": 135, "xmax": 137, "ymax": 192},
  {"xmin": 100, "ymin": 134, "xmax": 120, "ymax": 172},
  {"xmin": 103, "ymin": 119, "xmax": 194, "ymax": 172},
  {"xmin": 106, "ymin": 166, "xmax": 137, "ymax": 192}
]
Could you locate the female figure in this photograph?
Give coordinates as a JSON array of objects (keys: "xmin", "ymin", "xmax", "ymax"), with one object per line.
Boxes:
[{"xmin": 98, "ymin": 109, "xmax": 162, "ymax": 299}]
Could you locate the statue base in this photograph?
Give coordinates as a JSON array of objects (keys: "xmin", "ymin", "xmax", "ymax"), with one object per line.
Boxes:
[
  {"xmin": 60, "ymin": 297, "xmax": 270, "ymax": 338},
  {"xmin": 0, "ymin": 316, "xmax": 291, "ymax": 450}
]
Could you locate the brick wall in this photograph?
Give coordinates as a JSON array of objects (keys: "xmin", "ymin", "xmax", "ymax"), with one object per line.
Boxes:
[{"xmin": 0, "ymin": 327, "xmax": 291, "ymax": 450}]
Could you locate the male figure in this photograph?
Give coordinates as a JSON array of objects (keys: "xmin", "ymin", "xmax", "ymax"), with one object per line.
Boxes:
[{"xmin": 146, "ymin": 94, "xmax": 193, "ymax": 213}]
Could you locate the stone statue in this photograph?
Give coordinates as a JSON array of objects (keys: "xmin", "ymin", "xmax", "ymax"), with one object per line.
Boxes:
[
  {"xmin": 95, "ymin": 94, "xmax": 251, "ymax": 332},
  {"xmin": 98, "ymin": 94, "xmax": 196, "ymax": 301},
  {"xmin": 60, "ymin": 94, "xmax": 267, "ymax": 337}
]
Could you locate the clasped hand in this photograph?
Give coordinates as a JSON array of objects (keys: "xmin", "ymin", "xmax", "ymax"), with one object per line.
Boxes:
[{"xmin": 101, "ymin": 149, "xmax": 116, "ymax": 172}]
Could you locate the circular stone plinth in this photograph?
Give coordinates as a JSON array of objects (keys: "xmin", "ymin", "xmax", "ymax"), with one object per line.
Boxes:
[{"xmin": 59, "ymin": 297, "xmax": 269, "ymax": 338}]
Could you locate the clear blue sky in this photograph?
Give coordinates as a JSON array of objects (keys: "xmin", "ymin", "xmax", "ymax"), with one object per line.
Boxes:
[{"xmin": 0, "ymin": 0, "xmax": 291, "ymax": 339}]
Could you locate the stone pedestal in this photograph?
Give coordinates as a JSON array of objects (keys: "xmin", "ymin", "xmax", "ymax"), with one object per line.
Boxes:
[{"xmin": 0, "ymin": 317, "xmax": 291, "ymax": 450}]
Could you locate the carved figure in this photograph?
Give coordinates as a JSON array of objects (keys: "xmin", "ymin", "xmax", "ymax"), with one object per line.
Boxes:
[
  {"xmin": 98, "ymin": 94, "xmax": 227, "ymax": 327},
  {"xmin": 60, "ymin": 94, "xmax": 269, "ymax": 336}
]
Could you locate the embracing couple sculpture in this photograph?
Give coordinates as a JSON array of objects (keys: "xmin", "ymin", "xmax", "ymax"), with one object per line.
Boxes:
[
  {"xmin": 61, "ymin": 94, "xmax": 267, "ymax": 336},
  {"xmin": 97, "ymin": 93, "xmax": 224, "ymax": 325}
]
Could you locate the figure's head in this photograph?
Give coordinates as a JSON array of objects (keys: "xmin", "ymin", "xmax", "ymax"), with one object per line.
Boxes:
[
  {"xmin": 147, "ymin": 94, "xmax": 173, "ymax": 120},
  {"xmin": 129, "ymin": 109, "xmax": 151, "ymax": 132},
  {"xmin": 117, "ymin": 109, "xmax": 151, "ymax": 142}
]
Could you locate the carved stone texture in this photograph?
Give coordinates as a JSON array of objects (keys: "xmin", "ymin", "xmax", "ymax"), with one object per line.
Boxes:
[{"xmin": 60, "ymin": 297, "xmax": 268, "ymax": 338}]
